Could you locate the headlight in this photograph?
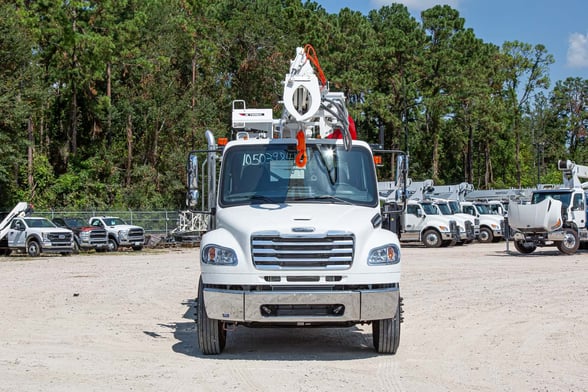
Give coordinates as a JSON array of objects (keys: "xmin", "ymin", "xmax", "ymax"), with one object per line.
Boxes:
[
  {"xmin": 368, "ymin": 244, "xmax": 400, "ymax": 265},
  {"xmin": 439, "ymin": 225, "xmax": 449, "ymax": 232},
  {"xmin": 201, "ymin": 244, "xmax": 238, "ymax": 265},
  {"xmin": 118, "ymin": 229, "xmax": 129, "ymax": 240}
]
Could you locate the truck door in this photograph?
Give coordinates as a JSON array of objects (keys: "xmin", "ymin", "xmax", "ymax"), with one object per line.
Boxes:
[
  {"xmin": 403, "ymin": 204, "xmax": 424, "ymax": 241},
  {"xmin": 570, "ymin": 192, "xmax": 585, "ymax": 229},
  {"xmin": 8, "ymin": 219, "xmax": 26, "ymax": 247}
]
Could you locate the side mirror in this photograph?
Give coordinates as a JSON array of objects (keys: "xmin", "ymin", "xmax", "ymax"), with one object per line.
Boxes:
[
  {"xmin": 416, "ymin": 209, "xmax": 423, "ymax": 218},
  {"xmin": 187, "ymin": 153, "xmax": 199, "ymax": 208}
]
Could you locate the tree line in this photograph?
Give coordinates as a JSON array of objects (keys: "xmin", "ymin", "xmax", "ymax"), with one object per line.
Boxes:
[{"xmin": 1, "ymin": 0, "xmax": 587, "ymax": 210}]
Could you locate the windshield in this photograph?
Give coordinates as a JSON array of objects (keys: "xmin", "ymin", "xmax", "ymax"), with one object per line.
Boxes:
[
  {"xmin": 437, "ymin": 203, "xmax": 452, "ymax": 215},
  {"xmin": 64, "ymin": 218, "xmax": 85, "ymax": 227},
  {"xmin": 421, "ymin": 203, "xmax": 439, "ymax": 215},
  {"xmin": 474, "ymin": 203, "xmax": 492, "ymax": 214},
  {"xmin": 24, "ymin": 218, "xmax": 56, "ymax": 228},
  {"xmin": 219, "ymin": 143, "xmax": 378, "ymax": 207},
  {"xmin": 448, "ymin": 201, "xmax": 460, "ymax": 214},
  {"xmin": 532, "ymin": 191, "xmax": 572, "ymax": 208}
]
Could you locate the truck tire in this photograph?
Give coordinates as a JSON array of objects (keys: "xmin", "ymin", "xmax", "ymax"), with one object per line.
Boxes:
[
  {"xmin": 107, "ymin": 237, "xmax": 118, "ymax": 252},
  {"xmin": 556, "ymin": 229, "xmax": 579, "ymax": 255},
  {"xmin": 73, "ymin": 240, "xmax": 80, "ymax": 254},
  {"xmin": 513, "ymin": 240, "xmax": 536, "ymax": 254},
  {"xmin": 422, "ymin": 229, "xmax": 442, "ymax": 248},
  {"xmin": 197, "ymin": 277, "xmax": 226, "ymax": 355},
  {"xmin": 478, "ymin": 227, "xmax": 494, "ymax": 243},
  {"xmin": 372, "ymin": 295, "xmax": 401, "ymax": 354},
  {"xmin": 27, "ymin": 240, "xmax": 41, "ymax": 257}
]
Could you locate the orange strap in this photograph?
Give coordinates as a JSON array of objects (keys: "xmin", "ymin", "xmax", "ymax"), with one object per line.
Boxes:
[
  {"xmin": 296, "ymin": 130, "xmax": 307, "ymax": 167},
  {"xmin": 304, "ymin": 44, "xmax": 326, "ymax": 87}
]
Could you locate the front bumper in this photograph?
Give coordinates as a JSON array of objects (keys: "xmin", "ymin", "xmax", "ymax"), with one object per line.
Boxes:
[
  {"xmin": 118, "ymin": 238, "xmax": 145, "ymax": 247},
  {"xmin": 513, "ymin": 231, "xmax": 566, "ymax": 242},
  {"xmin": 202, "ymin": 286, "xmax": 399, "ymax": 323}
]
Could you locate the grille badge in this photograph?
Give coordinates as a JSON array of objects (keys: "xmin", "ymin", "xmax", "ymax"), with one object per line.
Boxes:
[{"xmin": 291, "ymin": 227, "xmax": 315, "ymax": 233}]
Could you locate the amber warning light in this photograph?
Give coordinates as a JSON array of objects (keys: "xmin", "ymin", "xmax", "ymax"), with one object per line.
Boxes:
[
  {"xmin": 373, "ymin": 155, "xmax": 383, "ymax": 166},
  {"xmin": 217, "ymin": 137, "xmax": 228, "ymax": 146}
]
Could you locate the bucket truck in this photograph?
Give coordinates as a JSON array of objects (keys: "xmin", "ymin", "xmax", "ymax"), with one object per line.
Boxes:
[
  {"xmin": 189, "ymin": 45, "xmax": 403, "ymax": 355},
  {"xmin": 508, "ymin": 159, "xmax": 588, "ymax": 255}
]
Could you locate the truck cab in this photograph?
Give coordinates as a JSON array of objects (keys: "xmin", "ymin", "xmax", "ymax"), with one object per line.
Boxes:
[
  {"xmin": 460, "ymin": 201, "xmax": 504, "ymax": 243},
  {"xmin": 434, "ymin": 199, "xmax": 475, "ymax": 244},
  {"xmin": 400, "ymin": 200, "xmax": 459, "ymax": 247}
]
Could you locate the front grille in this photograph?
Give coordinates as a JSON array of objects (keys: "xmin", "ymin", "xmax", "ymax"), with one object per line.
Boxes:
[
  {"xmin": 465, "ymin": 221, "xmax": 475, "ymax": 238},
  {"xmin": 449, "ymin": 220, "xmax": 459, "ymax": 240},
  {"xmin": 251, "ymin": 232, "xmax": 354, "ymax": 270},
  {"xmin": 127, "ymin": 228, "xmax": 144, "ymax": 241},
  {"xmin": 89, "ymin": 229, "xmax": 107, "ymax": 242},
  {"xmin": 48, "ymin": 231, "xmax": 72, "ymax": 246}
]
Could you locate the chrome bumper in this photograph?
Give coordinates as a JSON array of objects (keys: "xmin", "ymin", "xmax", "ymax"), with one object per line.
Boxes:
[{"xmin": 203, "ymin": 287, "xmax": 399, "ymax": 323}]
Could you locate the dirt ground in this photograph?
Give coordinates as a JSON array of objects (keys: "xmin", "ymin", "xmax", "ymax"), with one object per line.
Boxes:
[{"xmin": 0, "ymin": 242, "xmax": 587, "ymax": 392}]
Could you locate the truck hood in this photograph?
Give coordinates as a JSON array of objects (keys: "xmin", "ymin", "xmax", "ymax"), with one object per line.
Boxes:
[
  {"xmin": 216, "ymin": 203, "xmax": 380, "ymax": 235},
  {"xmin": 508, "ymin": 198, "xmax": 562, "ymax": 232},
  {"xmin": 106, "ymin": 224, "xmax": 142, "ymax": 231}
]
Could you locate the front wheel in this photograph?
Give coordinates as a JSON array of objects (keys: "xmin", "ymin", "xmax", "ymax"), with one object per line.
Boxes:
[
  {"xmin": 478, "ymin": 227, "xmax": 494, "ymax": 243},
  {"xmin": 107, "ymin": 238, "xmax": 118, "ymax": 252},
  {"xmin": 73, "ymin": 240, "xmax": 80, "ymax": 254},
  {"xmin": 197, "ymin": 277, "xmax": 226, "ymax": 355},
  {"xmin": 27, "ymin": 240, "xmax": 41, "ymax": 257},
  {"xmin": 373, "ymin": 296, "xmax": 402, "ymax": 354},
  {"xmin": 556, "ymin": 229, "xmax": 579, "ymax": 255},
  {"xmin": 422, "ymin": 230, "xmax": 442, "ymax": 248},
  {"xmin": 513, "ymin": 240, "xmax": 536, "ymax": 254}
]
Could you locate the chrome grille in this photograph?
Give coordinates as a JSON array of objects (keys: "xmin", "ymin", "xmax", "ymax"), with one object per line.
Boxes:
[
  {"xmin": 251, "ymin": 233, "xmax": 354, "ymax": 270},
  {"xmin": 89, "ymin": 229, "xmax": 107, "ymax": 241},
  {"xmin": 128, "ymin": 228, "xmax": 144, "ymax": 241},
  {"xmin": 48, "ymin": 232, "xmax": 72, "ymax": 246},
  {"xmin": 465, "ymin": 221, "xmax": 475, "ymax": 238}
]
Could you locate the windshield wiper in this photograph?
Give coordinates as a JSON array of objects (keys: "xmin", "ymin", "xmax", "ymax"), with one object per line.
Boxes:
[
  {"xmin": 290, "ymin": 195, "xmax": 352, "ymax": 205},
  {"xmin": 250, "ymin": 195, "xmax": 277, "ymax": 204}
]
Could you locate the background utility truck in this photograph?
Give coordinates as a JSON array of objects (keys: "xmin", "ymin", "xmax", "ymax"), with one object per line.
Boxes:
[
  {"xmin": 508, "ymin": 159, "xmax": 588, "ymax": 255},
  {"xmin": 379, "ymin": 179, "xmax": 460, "ymax": 247},
  {"xmin": 0, "ymin": 202, "xmax": 74, "ymax": 257},
  {"xmin": 189, "ymin": 45, "xmax": 403, "ymax": 355}
]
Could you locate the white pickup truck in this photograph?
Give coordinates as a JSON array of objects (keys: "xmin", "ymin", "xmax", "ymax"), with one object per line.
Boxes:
[
  {"xmin": 1, "ymin": 216, "xmax": 74, "ymax": 257},
  {"xmin": 89, "ymin": 216, "xmax": 145, "ymax": 251}
]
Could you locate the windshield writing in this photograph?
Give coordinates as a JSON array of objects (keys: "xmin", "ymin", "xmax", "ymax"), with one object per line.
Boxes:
[{"xmin": 220, "ymin": 143, "xmax": 377, "ymax": 207}]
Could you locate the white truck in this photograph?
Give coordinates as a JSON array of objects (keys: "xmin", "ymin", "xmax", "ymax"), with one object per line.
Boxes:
[
  {"xmin": 381, "ymin": 179, "xmax": 460, "ymax": 247},
  {"xmin": 88, "ymin": 216, "xmax": 145, "ymax": 251},
  {"xmin": 508, "ymin": 159, "xmax": 588, "ymax": 255},
  {"xmin": 459, "ymin": 201, "xmax": 505, "ymax": 243},
  {"xmin": 398, "ymin": 199, "xmax": 460, "ymax": 247},
  {"xmin": 433, "ymin": 199, "xmax": 476, "ymax": 244},
  {"xmin": 190, "ymin": 46, "xmax": 403, "ymax": 355},
  {"xmin": 0, "ymin": 202, "xmax": 74, "ymax": 257}
]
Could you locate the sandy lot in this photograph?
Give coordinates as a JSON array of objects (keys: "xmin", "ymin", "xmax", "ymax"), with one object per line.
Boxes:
[{"xmin": 0, "ymin": 242, "xmax": 587, "ymax": 392}]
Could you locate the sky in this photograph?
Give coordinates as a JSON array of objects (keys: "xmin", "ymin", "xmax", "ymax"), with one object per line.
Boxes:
[{"xmin": 315, "ymin": 0, "xmax": 588, "ymax": 87}]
